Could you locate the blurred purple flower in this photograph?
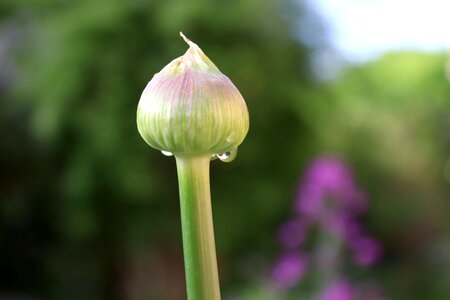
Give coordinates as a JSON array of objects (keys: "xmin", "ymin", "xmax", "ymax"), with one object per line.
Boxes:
[
  {"xmin": 293, "ymin": 155, "xmax": 382, "ymax": 264},
  {"xmin": 317, "ymin": 280, "xmax": 355, "ymax": 300},
  {"xmin": 277, "ymin": 218, "xmax": 308, "ymax": 249},
  {"xmin": 271, "ymin": 251, "xmax": 308, "ymax": 288},
  {"xmin": 296, "ymin": 156, "xmax": 367, "ymax": 218},
  {"xmin": 349, "ymin": 236, "xmax": 383, "ymax": 266},
  {"xmin": 321, "ymin": 213, "xmax": 363, "ymax": 240},
  {"xmin": 270, "ymin": 155, "xmax": 384, "ymax": 293}
]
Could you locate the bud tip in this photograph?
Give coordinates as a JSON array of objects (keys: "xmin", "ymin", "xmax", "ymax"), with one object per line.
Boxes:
[{"xmin": 180, "ymin": 31, "xmax": 195, "ymax": 48}]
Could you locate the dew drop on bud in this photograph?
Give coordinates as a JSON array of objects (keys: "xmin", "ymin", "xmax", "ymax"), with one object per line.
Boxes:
[
  {"xmin": 217, "ymin": 148, "xmax": 237, "ymax": 163},
  {"xmin": 161, "ymin": 150, "xmax": 173, "ymax": 156}
]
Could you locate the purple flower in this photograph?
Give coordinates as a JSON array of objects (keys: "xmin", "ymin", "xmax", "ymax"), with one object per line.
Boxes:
[
  {"xmin": 270, "ymin": 155, "xmax": 384, "ymax": 294},
  {"xmin": 349, "ymin": 236, "xmax": 383, "ymax": 266},
  {"xmin": 321, "ymin": 213, "xmax": 363, "ymax": 239},
  {"xmin": 295, "ymin": 156, "xmax": 367, "ymax": 218},
  {"xmin": 271, "ymin": 251, "xmax": 308, "ymax": 288},
  {"xmin": 292, "ymin": 155, "xmax": 383, "ymax": 266},
  {"xmin": 317, "ymin": 280, "xmax": 355, "ymax": 300},
  {"xmin": 277, "ymin": 218, "xmax": 308, "ymax": 249}
]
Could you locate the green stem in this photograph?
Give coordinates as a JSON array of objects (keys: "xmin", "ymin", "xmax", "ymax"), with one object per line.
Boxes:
[{"xmin": 175, "ymin": 155, "xmax": 221, "ymax": 300}]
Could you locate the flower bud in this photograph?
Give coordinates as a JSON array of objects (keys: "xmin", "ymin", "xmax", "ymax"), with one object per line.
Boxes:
[{"xmin": 137, "ymin": 33, "xmax": 249, "ymax": 160}]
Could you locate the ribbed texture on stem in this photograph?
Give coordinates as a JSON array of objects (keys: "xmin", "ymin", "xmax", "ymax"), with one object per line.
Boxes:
[{"xmin": 175, "ymin": 155, "xmax": 221, "ymax": 300}]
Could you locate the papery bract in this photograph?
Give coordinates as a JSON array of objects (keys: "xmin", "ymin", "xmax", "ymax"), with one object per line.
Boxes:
[{"xmin": 271, "ymin": 251, "xmax": 308, "ymax": 289}]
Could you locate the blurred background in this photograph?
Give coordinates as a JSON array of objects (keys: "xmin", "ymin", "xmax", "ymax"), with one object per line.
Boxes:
[{"xmin": 0, "ymin": 0, "xmax": 449, "ymax": 299}]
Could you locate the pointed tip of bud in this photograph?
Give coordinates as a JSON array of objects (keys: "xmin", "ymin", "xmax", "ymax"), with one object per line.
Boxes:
[
  {"xmin": 179, "ymin": 31, "xmax": 190, "ymax": 44},
  {"xmin": 174, "ymin": 32, "xmax": 218, "ymax": 73},
  {"xmin": 179, "ymin": 32, "xmax": 199, "ymax": 50}
]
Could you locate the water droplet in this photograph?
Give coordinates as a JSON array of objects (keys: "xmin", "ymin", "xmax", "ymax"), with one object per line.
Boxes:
[
  {"xmin": 210, "ymin": 154, "xmax": 218, "ymax": 161},
  {"xmin": 161, "ymin": 150, "xmax": 173, "ymax": 156},
  {"xmin": 217, "ymin": 148, "xmax": 237, "ymax": 163}
]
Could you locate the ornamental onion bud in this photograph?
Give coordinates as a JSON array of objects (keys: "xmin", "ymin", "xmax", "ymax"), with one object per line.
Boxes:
[{"xmin": 137, "ymin": 32, "xmax": 249, "ymax": 160}]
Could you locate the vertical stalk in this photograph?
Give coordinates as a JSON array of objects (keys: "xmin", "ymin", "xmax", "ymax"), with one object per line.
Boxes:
[{"xmin": 175, "ymin": 155, "xmax": 221, "ymax": 300}]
